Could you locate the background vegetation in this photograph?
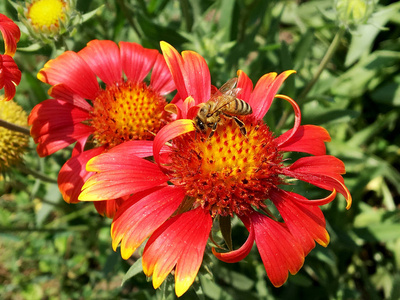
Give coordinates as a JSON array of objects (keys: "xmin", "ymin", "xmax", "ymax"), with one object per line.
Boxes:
[{"xmin": 1, "ymin": 0, "xmax": 399, "ymax": 299}]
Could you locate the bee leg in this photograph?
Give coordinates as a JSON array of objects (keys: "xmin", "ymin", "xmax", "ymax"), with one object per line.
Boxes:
[
  {"xmin": 232, "ymin": 116, "xmax": 248, "ymax": 137},
  {"xmin": 207, "ymin": 122, "xmax": 218, "ymax": 140}
]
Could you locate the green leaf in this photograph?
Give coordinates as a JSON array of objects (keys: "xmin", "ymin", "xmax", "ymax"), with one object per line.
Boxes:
[
  {"xmin": 345, "ymin": 2, "xmax": 400, "ymax": 66},
  {"xmin": 122, "ymin": 257, "xmax": 143, "ymax": 285}
]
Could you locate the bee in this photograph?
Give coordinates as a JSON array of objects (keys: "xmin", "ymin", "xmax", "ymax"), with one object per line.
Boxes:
[{"xmin": 194, "ymin": 78, "xmax": 253, "ymax": 139}]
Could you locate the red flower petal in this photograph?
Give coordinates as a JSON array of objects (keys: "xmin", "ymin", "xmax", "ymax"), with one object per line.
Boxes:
[
  {"xmin": 0, "ymin": 54, "xmax": 21, "ymax": 101},
  {"xmin": 142, "ymin": 208, "xmax": 212, "ymax": 296},
  {"xmin": 236, "ymin": 70, "xmax": 253, "ymax": 102},
  {"xmin": 49, "ymin": 84, "xmax": 92, "ymax": 111},
  {"xmin": 28, "ymin": 99, "xmax": 93, "ymax": 156},
  {"xmin": 78, "ymin": 40, "xmax": 122, "ymax": 85},
  {"xmin": 274, "ymin": 94, "xmax": 302, "ymax": 143},
  {"xmin": 120, "ymin": 41, "xmax": 158, "ymax": 83},
  {"xmin": 248, "ymin": 211, "xmax": 305, "ymax": 287},
  {"xmin": 105, "ymin": 140, "xmax": 156, "ymax": 158},
  {"xmin": 112, "ymin": 185, "xmax": 185, "ymax": 259},
  {"xmin": 153, "ymin": 119, "xmax": 196, "ymax": 165},
  {"xmin": 58, "ymin": 147, "xmax": 105, "ymax": 203},
  {"xmin": 212, "ymin": 220, "xmax": 255, "ymax": 263},
  {"xmin": 0, "ymin": 14, "xmax": 20, "ymax": 56},
  {"xmin": 249, "ymin": 70, "xmax": 296, "ymax": 120},
  {"xmin": 94, "ymin": 198, "xmax": 124, "ymax": 219},
  {"xmin": 282, "ymin": 155, "xmax": 352, "ymax": 209},
  {"xmin": 160, "ymin": 41, "xmax": 211, "ymax": 105},
  {"xmin": 79, "ymin": 155, "xmax": 169, "ymax": 201},
  {"xmin": 276, "ymin": 125, "xmax": 331, "ymax": 156},
  {"xmin": 37, "ymin": 51, "xmax": 99, "ymax": 100},
  {"xmin": 270, "ymin": 188, "xmax": 330, "ymax": 255},
  {"xmin": 150, "ymin": 54, "xmax": 176, "ymax": 96}
]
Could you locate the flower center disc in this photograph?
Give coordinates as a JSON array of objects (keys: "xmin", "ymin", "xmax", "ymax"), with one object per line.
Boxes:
[
  {"xmin": 169, "ymin": 117, "xmax": 283, "ymax": 217},
  {"xmin": 28, "ymin": 0, "xmax": 66, "ymax": 29},
  {"xmin": 91, "ymin": 81, "xmax": 169, "ymax": 148}
]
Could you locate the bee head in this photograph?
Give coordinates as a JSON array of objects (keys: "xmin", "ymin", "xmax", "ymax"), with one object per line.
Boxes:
[{"xmin": 194, "ymin": 116, "xmax": 207, "ymax": 132}]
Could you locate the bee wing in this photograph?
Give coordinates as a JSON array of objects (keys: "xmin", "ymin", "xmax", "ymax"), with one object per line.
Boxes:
[
  {"xmin": 208, "ymin": 96, "xmax": 236, "ymax": 116},
  {"xmin": 219, "ymin": 78, "xmax": 238, "ymax": 95}
]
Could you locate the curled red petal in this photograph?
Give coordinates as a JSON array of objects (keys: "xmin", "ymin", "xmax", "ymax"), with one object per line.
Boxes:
[
  {"xmin": 0, "ymin": 14, "xmax": 20, "ymax": 56},
  {"xmin": 119, "ymin": 41, "xmax": 159, "ymax": 83},
  {"xmin": 212, "ymin": 220, "xmax": 255, "ymax": 263},
  {"xmin": 274, "ymin": 94, "xmax": 301, "ymax": 145},
  {"xmin": 153, "ymin": 119, "xmax": 196, "ymax": 166},
  {"xmin": 112, "ymin": 185, "xmax": 185, "ymax": 259},
  {"xmin": 282, "ymin": 155, "xmax": 352, "ymax": 209},
  {"xmin": 277, "ymin": 125, "xmax": 331, "ymax": 156},
  {"xmin": 0, "ymin": 54, "xmax": 21, "ymax": 101},
  {"xmin": 78, "ymin": 40, "xmax": 122, "ymax": 85}
]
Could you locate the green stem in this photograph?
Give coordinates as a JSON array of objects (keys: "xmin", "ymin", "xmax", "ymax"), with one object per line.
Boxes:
[
  {"xmin": 179, "ymin": 0, "xmax": 193, "ymax": 32},
  {"xmin": 0, "ymin": 118, "xmax": 30, "ymax": 135},
  {"xmin": 297, "ymin": 27, "xmax": 345, "ymax": 101},
  {"xmin": 17, "ymin": 164, "xmax": 58, "ymax": 184}
]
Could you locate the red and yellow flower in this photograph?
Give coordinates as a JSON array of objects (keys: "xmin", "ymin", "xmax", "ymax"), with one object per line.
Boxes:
[
  {"xmin": 28, "ymin": 40, "xmax": 175, "ymax": 217},
  {"xmin": 0, "ymin": 13, "xmax": 21, "ymax": 101},
  {"xmin": 79, "ymin": 42, "xmax": 352, "ymax": 296}
]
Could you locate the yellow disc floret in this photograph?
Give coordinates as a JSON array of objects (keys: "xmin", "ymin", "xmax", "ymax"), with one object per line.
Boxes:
[
  {"xmin": 0, "ymin": 99, "xmax": 29, "ymax": 172},
  {"xmin": 28, "ymin": 0, "xmax": 66, "ymax": 31},
  {"xmin": 91, "ymin": 81, "xmax": 170, "ymax": 148},
  {"xmin": 169, "ymin": 116, "xmax": 283, "ymax": 217}
]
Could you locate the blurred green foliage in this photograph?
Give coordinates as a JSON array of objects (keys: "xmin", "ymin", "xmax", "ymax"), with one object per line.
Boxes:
[{"xmin": 1, "ymin": 0, "xmax": 400, "ymax": 299}]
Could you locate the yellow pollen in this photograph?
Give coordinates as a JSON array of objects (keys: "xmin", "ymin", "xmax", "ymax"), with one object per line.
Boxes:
[
  {"xmin": 28, "ymin": 0, "xmax": 66, "ymax": 29},
  {"xmin": 90, "ymin": 81, "xmax": 170, "ymax": 148},
  {"xmin": 0, "ymin": 99, "xmax": 29, "ymax": 172},
  {"xmin": 169, "ymin": 117, "xmax": 283, "ymax": 217}
]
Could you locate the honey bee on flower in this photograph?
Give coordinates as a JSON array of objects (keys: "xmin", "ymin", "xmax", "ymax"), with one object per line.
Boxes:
[{"xmin": 79, "ymin": 42, "xmax": 352, "ymax": 297}]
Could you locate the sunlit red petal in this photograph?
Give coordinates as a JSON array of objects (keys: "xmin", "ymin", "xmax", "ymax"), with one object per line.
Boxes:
[
  {"xmin": 249, "ymin": 70, "xmax": 296, "ymax": 120},
  {"xmin": 153, "ymin": 119, "xmax": 196, "ymax": 165},
  {"xmin": 37, "ymin": 51, "xmax": 99, "ymax": 100},
  {"xmin": 0, "ymin": 54, "xmax": 21, "ymax": 101},
  {"xmin": 120, "ymin": 41, "xmax": 158, "ymax": 83},
  {"xmin": 150, "ymin": 54, "xmax": 176, "ymax": 95},
  {"xmin": 112, "ymin": 186, "xmax": 185, "ymax": 259},
  {"xmin": 94, "ymin": 198, "xmax": 124, "ymax": 219},
  {"xmin": 236, "ymin": 70, "xmax": 253, "ymax": 102},
  {"xmin": 28, "ymin": 99, "xmax": 93, "ymax": 156},
  {"xmin": 160, "ymin": 41, "xmax": 211, "ymax": 105},
  {"xmin": 58, "ymin": 147, "xmax": 105, "ymax": 203},
  {"xmin": 277, "ymin": 125, "xmax": 331, "ymax": 156},
  {"xmin": 270, "ymin": 188, "xmax": 330, "ymax": 254},
  {"xmin": 79, "ymin": 155, "xmax": 169, "ymax": 201},
  {"xmin": 274, "ymin": 94, "xmax": 301, "ymax": 142},
  {"xmin": 78, "ymin": 40, "xmax": 122, "ymax": 85},
  {"xmin": 247, "ymin": 212, "xmax": 305, "ymax": 287},
  {"xmin": 142, "ymin": 208, "xmax": 212, "ymax": 296},
  {"xmin": 0, "ymin": 14, "xmax": 20, "ymax": 56},
  {"xmin": 282, "ymin": 155, "xmax": 352, "ymax": 209},
  {"xmin": 48, "ymin": 84, "xmax": 92, "ymax": 111},
  {"xmin": 212, "ymin": 220, "xmax": 255, "ymax": 263}
]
